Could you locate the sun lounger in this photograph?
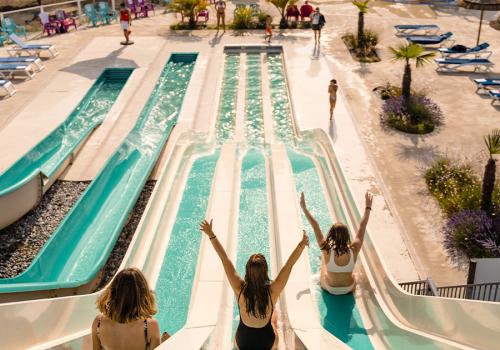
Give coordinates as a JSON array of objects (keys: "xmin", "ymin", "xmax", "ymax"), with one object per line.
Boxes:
[
  {"xmin": 7, "ymin": 34, "xmax": 59, "ymax": 58},
  {"xmin": 0, "ymin": 63, "xmax": 36, "ymax": 79},
  {"xmin": 435, "ymin": 57, "xmax": 493, "ymax": 72},
  {"xmin": 439, "ymin": 42, "xmax": 491, "ymax": 58},
  {"xmin": 474, "ymin": 78, "xmax": 500, "ymax": 93},
  {"xmin": 488, "ymin": 90, "xmax": 500, "ymax": 105},
  {"xmin": 0, "ymin": 79, "xmax": 16, "ymax": 97},
  {"xmin": 395, "ymin": 24, "xmax": 439, "ymax": 35},
  {"xmin": 0, "ymin": 56, "xmax": 44, "ymax": 71},
  {"xmin": 406, "ymin": 32, "xmax": 453, "ymax": 46}
]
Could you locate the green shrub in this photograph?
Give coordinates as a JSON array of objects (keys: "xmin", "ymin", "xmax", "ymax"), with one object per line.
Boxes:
[
  {"xmin": 232, "ymin": 7, "xmax": 254, "ymax": 29},
  {"xmin": 341, "ymin": 29, "xmax": 380, "ymax": 62},
  {"xmin": 425, "ymin": 159, "xmax": 482, "ymax": 216}
]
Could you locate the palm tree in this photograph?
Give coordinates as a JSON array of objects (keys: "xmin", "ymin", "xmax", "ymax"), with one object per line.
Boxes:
[
  {"xmin": 170, "ymin": 0, "xmax": 206, "ymax": 28},
  {"xmin": 268, "ymin": 0, "xmax": 294, "ymax": 28},
  {"xmin": 481, "ymin": 129, "xmax": 500, "ymax": 217},
  {"xmin": 389, "ymin": 43, "xmax": 435, "ymax": 117},
  {"xmin": 352, "ymin": 0, "xmax": 369, "ymax": 53}
]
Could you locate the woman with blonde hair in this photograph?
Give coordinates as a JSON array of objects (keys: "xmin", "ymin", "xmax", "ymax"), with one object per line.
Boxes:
[
  {"xmin": 200, "ymin": 219, "xmax": 309, "ymax": 350},
  {"xmin": 92, "ymin": 267, "xmax": 168, "ymax": 350},
  {"xmin": 300, "ymin": 191, "xmax": 373, "ymax": 295}
]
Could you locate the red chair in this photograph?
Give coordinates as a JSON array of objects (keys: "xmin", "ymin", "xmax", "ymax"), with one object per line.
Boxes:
[
  {"xmin": 55, "ymin": 10, "xmax": 78, "ymax": 32},
  {"xmin": 39, "ymin": 12, "xmax": 58, "ymax": 36},
  {"xmin": 197, "ymin": 9, "xmax": 209, "ymax": 23}
]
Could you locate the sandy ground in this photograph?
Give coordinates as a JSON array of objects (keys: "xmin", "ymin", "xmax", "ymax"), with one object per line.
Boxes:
[{"xmin": 0, "ymin": 1, "xmax": 499, "ymax": 287}]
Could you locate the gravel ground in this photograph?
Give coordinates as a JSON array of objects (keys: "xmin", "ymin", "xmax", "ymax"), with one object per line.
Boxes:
[
  {"xmin": 97, "ymin": 180, "xmax": 156, "ymax": 290},
  {"xmin": 0, "ymin": 180, "xmax": 90, "ymax": 278}
]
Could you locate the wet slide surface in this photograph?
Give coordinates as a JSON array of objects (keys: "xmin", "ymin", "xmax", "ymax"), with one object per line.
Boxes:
[
  {"xmin": 0, "ymin": 68, "xmax": 132, "ymax": 196},
  {"xmin": 0, "ymin": 54, "xmax": 196, "ymax": 293}
]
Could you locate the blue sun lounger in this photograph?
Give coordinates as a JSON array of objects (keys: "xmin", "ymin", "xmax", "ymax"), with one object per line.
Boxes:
[
  {"xmin": 489, "ymin": 90, "xmax": 500, "ymax": 105},
  {"xmin": 395, "ymin": 24, "xmax": 439, "ymax": 36},
  {"xmin": 474, "ymin": 78, "xmax": 500, "ymax": 93},
  {"xmin": 0, "ymin": 56, "xmax": 44, "ymax": 71},
  {"xmin": 439, "ymin": 42, "xmax": 491, "ymax": 58},
  {"xmin": 0, "ymin": 63, "xmax": 36, "ymax": 79},
  {"xmin": 7, "ymin": 34, "xmax": 59, "ymax": 58},
  {"xmin": 0, "ymin": 79, "xmax": 16, "ymax": 97},
  {"xmin": 435, "ymin": 57, "xmax": 493, "ymax": 72},
  {"xmin": 406, "ymin": 32, "xmax": 453, "ymax": 46}
]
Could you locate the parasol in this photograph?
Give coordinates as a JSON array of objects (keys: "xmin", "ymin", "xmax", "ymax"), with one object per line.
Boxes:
[{"xmin": 459, "ymin": 0, "xmax": 500, "ymax": 45}]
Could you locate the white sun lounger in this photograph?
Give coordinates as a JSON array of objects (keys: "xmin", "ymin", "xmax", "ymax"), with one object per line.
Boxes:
[
  {"xmin": 435, "ymin": 58, "xmax": 493, "ymax": 73},
  {"xmin": 0, "ymin": 56, "xmax": 44, "ymax": 71},
  {"xmin": 7, "ymin": 34, "xmax": 59, "ymax": 58},
  {"xmin": 489, "ymin": 90, "xmax": 500, "ymax": 105},
  {"xmin": 0, "ymin": 63, "xmax": 36, "ymax": 79},
  {"xmin": 395, "ymin": 24, "xmax": 439, "ymax": 36},
  {"xmin": 0, "ymin": 79, "xmax": 16, "ymax": 97},
  {"xmin": 474, "ymin": 78, "xmax": 500, "ymax": 93}
]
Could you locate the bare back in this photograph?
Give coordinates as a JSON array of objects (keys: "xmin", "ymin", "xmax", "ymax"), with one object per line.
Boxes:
[
  {"xmin": 236, "ymin": 287, "xmax": 276, "ymax": 328},
  {"xmin": 93, "ymin": 316, "xmax": 159, "ymax": 350}
]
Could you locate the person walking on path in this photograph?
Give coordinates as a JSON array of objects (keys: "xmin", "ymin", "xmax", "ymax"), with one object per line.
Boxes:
[
  {"xmin": 265, "ymin": 16, "xmax": 273, "ymax": 43},
  {"xmin": 328, "ymin": 79, "xmax": 338, "ymax": 120},
  {"xmin": 300, "ymin": 191, "xmax": 373, "ymax": 295},
  {"xmin": 199, "ymin": 219, "xmax": 309, "ymax": 350},
  {"xmin": 215, "ymin": 0, "xmax": 226, "ymax": 32},
  {"xmin": 119, "ymin": 3, "xmax": 133, "ymax": 45},
  {"xmin": 311, "ymin": 7, "xmax": 325, "ymax": 44}
]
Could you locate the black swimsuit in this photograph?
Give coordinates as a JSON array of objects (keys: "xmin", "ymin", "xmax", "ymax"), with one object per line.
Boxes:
[{"xmin": 235, "ymin": 288, "xmax": 275, "ymax": 350}]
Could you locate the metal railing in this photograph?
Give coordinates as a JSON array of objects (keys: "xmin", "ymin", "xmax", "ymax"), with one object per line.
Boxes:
[
  {"xmin": 400, "ymin": 279, "xmax": 500, "ymax": 302},
  {"xmin": 399, "ymin": 278, "xmax": 439, "ymax": 296}
]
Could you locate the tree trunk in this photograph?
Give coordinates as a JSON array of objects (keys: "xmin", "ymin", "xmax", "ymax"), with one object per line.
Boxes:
[
  {"xmin": 280, "ymin": 8, "xmax": 288, "ymax": 29},
  {"xmin": 357, "ymin": 12, "xmax": 365, "ymax": 53},
  {"xmin": 481, "ymin": 158, "xmax": 496, "ymax": 217},
  {"xmin": 402, "ymin": 60, "xmax": 412, "ymax": 115}
]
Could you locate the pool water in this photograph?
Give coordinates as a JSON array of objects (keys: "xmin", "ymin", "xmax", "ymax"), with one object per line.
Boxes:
[{"xmin": 216, "ymin": 54, "xmax": 240, "ymax": 144}]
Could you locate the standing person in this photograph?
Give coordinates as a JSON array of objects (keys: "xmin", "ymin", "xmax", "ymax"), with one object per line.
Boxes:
[
  {"xmin": 199, "ymin": 219, "xmax": 309, "ymax": 350},
  {"xmin": 265, "ymin": 16, "xmax": 273, "ymax": 43},
  {"xmin": 328, "ymin": 79, "xmax": 338, "ymax": 120},
  {"xmin": 300, "ymin": 191, "xmax": 373, "ymax": 295},
  {"xmin": 311, "ymin": 7, "xmax": 325, "ymax": 44},
  {"xmin": 119, "ymin": 2, "xmax": 132, "ymax": 45},
  {"xmin": 215, "ymin": 0, "xmax": 226, "ymax": 32},
  {"xmin": 91, "ymin": 267, "xmax": 170, "ymax": 350}
]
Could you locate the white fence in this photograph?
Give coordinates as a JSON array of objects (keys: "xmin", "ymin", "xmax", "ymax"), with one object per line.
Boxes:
[{"xmin": 0, "ymin": 0, "xmax": 117, "ymax": 22}]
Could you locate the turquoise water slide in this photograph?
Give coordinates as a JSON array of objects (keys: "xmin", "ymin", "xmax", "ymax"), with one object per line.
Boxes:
[
  {"xmin": 0, "ymin": 53, "xmax": 197, "ymax": 293},
  {"xmin": 0, "ymin": 68, "xmax": 133, "ymax": 229}
]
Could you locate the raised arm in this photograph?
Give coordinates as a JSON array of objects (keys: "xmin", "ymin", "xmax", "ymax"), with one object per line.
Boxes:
[
  {"xmin": 300, "ymin": 192, "xmax": 326, "ymax": 249},
  {"xmin": 271, "ymin": 231, "xmax": 309, "ymax": 296},
  {"xmin": 351, "ymin": 192, "xmax": 373, "ymax": 254},
  {"xmin": 199, "ymin": 219, "xmax": 243, "ymax": 293}
]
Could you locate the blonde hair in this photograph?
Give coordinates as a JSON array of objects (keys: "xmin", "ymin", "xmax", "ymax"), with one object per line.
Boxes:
[{"xmin": 96, "ymin": 267, "xmax": 157, "ymax": 323}]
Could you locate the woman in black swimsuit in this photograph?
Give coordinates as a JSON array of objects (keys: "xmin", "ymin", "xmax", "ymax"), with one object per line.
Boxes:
[{"xmin": 200, "ymin": 219, "xmax": 309, "ymax": 350}]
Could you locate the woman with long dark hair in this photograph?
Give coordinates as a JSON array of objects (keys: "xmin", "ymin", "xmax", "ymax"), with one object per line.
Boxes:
[
  {"xmin": 300, "ymin": 191, "xmax": 373, "ymax": 295},
  {"xmin": 199, "ymin": 219, "xmax": 309, "ymax": 350}
]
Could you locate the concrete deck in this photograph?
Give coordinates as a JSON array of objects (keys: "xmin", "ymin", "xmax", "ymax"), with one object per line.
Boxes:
[{"xmin": 1, "ymin": 1, "xmax": 499, "ymax": 286}]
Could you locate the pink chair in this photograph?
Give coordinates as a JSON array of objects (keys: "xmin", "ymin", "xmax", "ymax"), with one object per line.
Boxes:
[
  {"xmin": 55, "ymin": 10, "xmax": 77, "ymax": 32},
  {"xmin": 39, "ymin": 12, "xmax": 58, "ymax": 36},
  {"xmin": 127, "ymin": 0, "xmax": 142, "ymax": 19},
  {"xmin": 197, "ymin": 9, "xmax": 209, "ymax": 23},
  {"xmin": 136, "ymin": 0, "xmax": 155, "ymax": 17}
]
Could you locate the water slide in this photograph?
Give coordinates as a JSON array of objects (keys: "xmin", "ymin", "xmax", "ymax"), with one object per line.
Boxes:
[
  {"xmin": 0, "ymin": 68, "xmax": 133, "ymax": 229},
  {"xmin": 0, "ymin": 53, "xmax": 197, "ymax": 295},
  {"xmin": 1, "ymin": 46, "xmax": 500, "ymax": 350}
]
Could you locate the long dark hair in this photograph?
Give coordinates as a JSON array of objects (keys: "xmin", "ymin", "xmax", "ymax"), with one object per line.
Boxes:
[
  {"xmin": 242, "ymin": 254, "xmax": 271, "ymax": 319},
  {"xmin": 321, "ymin": 223, "xmax": 350, "ymax": 256}
]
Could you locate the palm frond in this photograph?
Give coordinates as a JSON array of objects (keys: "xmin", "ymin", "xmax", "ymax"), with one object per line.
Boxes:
[
  {"xmin": 352, "ymin": 0, "xmax": 370, "ymax": 13},
  {"xmin": 390, "ymin": 42, "xmax": 434, "ymax": 66},
  {"xmin": 484, "ymin": 128, "xmax": 500, "ymax": 157}
]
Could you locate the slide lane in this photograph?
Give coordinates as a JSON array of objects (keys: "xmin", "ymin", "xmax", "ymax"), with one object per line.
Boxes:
[
  {"xmin": 0, "ymin": 54, "xmax": 196, "ymax": 294},
  {"xmin": 0, "ymin": 68, "xmax": 133, "ymax": 229},
  {"xmin": 268, "ymin": 49, "xmax": 478, "ymax": 349}
]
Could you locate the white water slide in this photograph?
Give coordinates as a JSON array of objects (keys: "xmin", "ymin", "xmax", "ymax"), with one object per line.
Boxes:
[{"xmin": 1, "ymin": 46, "xmax": 499, "ymax": 350}]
